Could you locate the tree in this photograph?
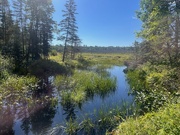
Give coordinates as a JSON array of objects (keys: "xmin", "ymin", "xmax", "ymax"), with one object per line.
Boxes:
[
  {"xmin": 137, "ymin": 0, "xmax": 180, "ymax": 66},
  {"xmin": 0, "ymin": 0, "xmax": 55, "ymax": 73},
  {"xmin": 25, "ymin": 0, "xmax": 54, "ymax": 61},
  {"xmin": 0, "ymin": 0, "xmax": 14, "ymax": 56},
  {"xmin": 59, "ymin": 0, "xmax": 80, "ymax": 62}
]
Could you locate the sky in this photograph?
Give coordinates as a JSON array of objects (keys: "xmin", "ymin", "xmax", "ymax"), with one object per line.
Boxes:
[{"xmin": 52, "ymin": 0, "xmax": 142, "ymax": 47}]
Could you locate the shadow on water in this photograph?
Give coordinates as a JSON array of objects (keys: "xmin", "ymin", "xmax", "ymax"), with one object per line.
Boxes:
[
  {"xmin": 62, "ymin": 101, "xmax": 77, "ymax": 122},
  {"xmin": 0, "ymin": 66, "xmax": 133, "ymax": 135}
]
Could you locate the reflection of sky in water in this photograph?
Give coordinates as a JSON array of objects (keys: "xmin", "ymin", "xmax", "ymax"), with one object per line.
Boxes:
[{"xmin": 11, "ymin": 66, "xmax": 133, "ymax": 135}]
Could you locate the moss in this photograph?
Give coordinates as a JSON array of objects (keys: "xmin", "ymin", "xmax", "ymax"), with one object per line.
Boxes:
[{"xmin": 114, "ymin": 103, "xmax": 180, "ymax": 135}]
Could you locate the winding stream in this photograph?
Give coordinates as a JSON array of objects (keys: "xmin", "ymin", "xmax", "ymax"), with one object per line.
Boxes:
[{"xmin": 8, "ymin": 66, "xmax": 133, "ymax": 135}]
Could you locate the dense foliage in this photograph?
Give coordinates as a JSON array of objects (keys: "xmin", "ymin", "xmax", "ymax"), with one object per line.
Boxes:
[
  {"xmin": 136, "ymin": 0, "xmax": 180, "ymax": 67},
  {"xmin": 0, "ymin": 0, "xmax": 54, "ymax": 73},
  {"xmin": 114, "ymin": 0, "xmax": 180, "ymax": 134},
  {"xmin": 127, "ymin": 63, "xmax": 180, "ymax": 112},
  {"xmin": 114, "ymin": 103, "xmax": 180, "ymax": 135}
]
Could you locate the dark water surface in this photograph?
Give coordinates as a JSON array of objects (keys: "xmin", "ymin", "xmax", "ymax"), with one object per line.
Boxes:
[{"xmin": 3, "ymin": 66, "xmax": 133, "ymax": 135}]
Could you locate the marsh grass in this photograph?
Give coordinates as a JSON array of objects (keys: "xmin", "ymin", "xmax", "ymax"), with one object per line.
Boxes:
[
  {"xmin": 54, "ymin": 70, "xmax": 116, "ymax": 106},
  {"xmin": 28, "ymin": 59, "xmax": 68, "ymax": 78},
  {"xmin": 65, "ymin": 118, "xmax": 79, "ymax": 135},
  {"xmin": 0, "ymin": 76, "xmax": 38, "ymax": 104},
  {"xmin": 81, "ymin": 53, "xmax": 132, "ymax": 66},
  {"xmin": 51, "ymin": 101, "xmax": 136, "ymax": 135},
  {"xmin": 49, "ymin": 53, "xmax": 132, "ymax": 69}
]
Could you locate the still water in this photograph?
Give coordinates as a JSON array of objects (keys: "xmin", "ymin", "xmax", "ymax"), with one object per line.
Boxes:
[{"xmin": 2, "ymin": 66, "xmax": 133, "ymax": 135}]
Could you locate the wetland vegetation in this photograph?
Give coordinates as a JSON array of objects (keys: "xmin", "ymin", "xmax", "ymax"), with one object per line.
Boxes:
[{"xmin": 1, "ymin": 0, "xmax": 180, "ymax": 135}]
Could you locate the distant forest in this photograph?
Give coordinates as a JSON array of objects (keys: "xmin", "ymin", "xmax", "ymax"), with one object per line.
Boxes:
[{"xmin": 51, "ymin": 45, "xmax": 134, "ymax": 53}]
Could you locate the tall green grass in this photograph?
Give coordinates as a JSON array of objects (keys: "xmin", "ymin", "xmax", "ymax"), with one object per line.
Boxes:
[{"xmin": 54, "ymin": 70, "xmax": 116, "ymax": 106}]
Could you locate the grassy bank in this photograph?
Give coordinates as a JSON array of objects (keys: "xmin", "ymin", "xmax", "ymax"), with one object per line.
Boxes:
[{"xmin": 114, "ymin": 103, "xmax": 180, "ymax": 135}]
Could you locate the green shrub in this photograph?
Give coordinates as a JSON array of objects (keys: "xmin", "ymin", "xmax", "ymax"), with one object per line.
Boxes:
[
  {"xmin": 0, "ymin": 55, "xmax": 11, "ymax": 81},
  {"xmin": 114, "ymin": 103, "xmax": 180, "ymax": 135},
  {"xmin": 127, "ymin": 63, "xmax": 180, "ymax": 112},
  {"xmin": 50, "ymin": 49, "xmax": 58, "ymax": 56},
  {"xmin": 28, "ymin": 59, "xmax": 67, "ymax": 78}
]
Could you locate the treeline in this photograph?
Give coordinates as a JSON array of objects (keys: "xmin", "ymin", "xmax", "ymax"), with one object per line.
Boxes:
[
  {"xmin": 0, "ymin": 0, "xmax": 54, "ymax": 73},
  {"xmin": 51, "ymin": 45, "xmax": 134, "ymax": 54}
]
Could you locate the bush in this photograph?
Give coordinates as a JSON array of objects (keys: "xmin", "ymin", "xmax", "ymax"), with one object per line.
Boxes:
[
  {"xmin": 28, "ymin": 59, "xmax": 68, "ymax": 78},
  {"xmin": 127, "ymin": 63, "xmax": 179, "ymax": 112},
  {"xmin": 50, "ymin": 49, "xmax": 58, "ymax": 56},
  {"xmin": 114, "ymin": 103, "xmax": 180, "ymax": 135},
  {"xmin": 0, "ymin": 55, "xmax": 11, "ymax": 81}
]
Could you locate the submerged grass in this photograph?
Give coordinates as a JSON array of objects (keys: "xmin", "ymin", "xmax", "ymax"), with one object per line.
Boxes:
[{"xmin": 50, "ymin": 101, "xmax": 136, "ymax": 135}]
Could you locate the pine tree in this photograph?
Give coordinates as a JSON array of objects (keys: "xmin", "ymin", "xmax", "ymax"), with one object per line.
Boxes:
[
  {"xmin": 59, "ymin": 0, "xmax": 80, "ymax": 62},
  {"xmin": 0, "ymin": 0, "xmax": 14, "ymax": 56}
]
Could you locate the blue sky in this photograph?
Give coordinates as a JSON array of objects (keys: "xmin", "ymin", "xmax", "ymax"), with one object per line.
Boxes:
[{"xmin": 52, "ymin": 0, "xmax": 142, "ymax": 47}]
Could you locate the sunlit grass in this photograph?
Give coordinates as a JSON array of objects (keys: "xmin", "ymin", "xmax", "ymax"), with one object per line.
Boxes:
[
  {"xmin": 54, "ymin": 70, "xmax": 116, "ymax": 106},
  {"xmin": 49, "ymin": 53, "xmax": 132, "ymax": 69},
  {"xmin": 0, "ymin": 76, "xmax": 38, "ymax": 105},
  {"xmin": 114, "ymin": 103, "xmax": 180, "ymax": 135},
  {"xmin": 81, "ymin": 53, "xmax": 132, "ymax": 66}
]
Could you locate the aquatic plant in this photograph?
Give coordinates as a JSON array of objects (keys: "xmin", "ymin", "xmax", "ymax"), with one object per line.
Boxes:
[
  {"xmin": 54, "ymin": 70, "xmax": 116, "ymax": 106},
  {"xmin": 0, "ymin": 75, "xmax": 38, "ymax": 105},
  {"xmin": 58, "ymin": 101, "xmax": 135, "ymax": 135},
  {"xmin": 65, "ymin": 118, "xmax": 79, "ymax": 135}
]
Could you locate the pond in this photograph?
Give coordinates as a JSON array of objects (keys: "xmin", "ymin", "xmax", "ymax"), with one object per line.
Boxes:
[{"xmin": 2, "ymin": 66, "xmax": 133, "ymax": 135}]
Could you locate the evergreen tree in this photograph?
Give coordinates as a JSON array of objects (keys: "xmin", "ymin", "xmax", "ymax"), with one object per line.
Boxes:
[
  {"xmin": 25, "ymin": 0, "xmax": 54, "ymax": 61},
  {"xmin": 59, "ymin": 0, "xmax": 80, "ymax": 62},
  {"xmin": 0, "ymin": 0, "xmax": 14, "ymax": 56}
]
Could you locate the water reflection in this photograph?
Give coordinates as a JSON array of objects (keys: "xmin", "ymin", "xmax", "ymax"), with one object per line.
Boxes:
[
  {"xmin": 0, "ymin": 66, "xmax": 133, "ymax": 134},
  {"xmin": 0, "ymin": 106, "xmax": 15, "ymax": 135},
  {"xmin": 0, "ymin": 78, "xmax": 58, "ymax": 135},
  {"xmin": 21, "ymin": 118, "xmax": 30, "ymax": 135},
  {"xmin": 62, "ymin": 101, "xmax": 77, "ymax": 121},
  {"xmin": 28, "ymin": 104, "xmax": 56, "ymax": 135}
]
